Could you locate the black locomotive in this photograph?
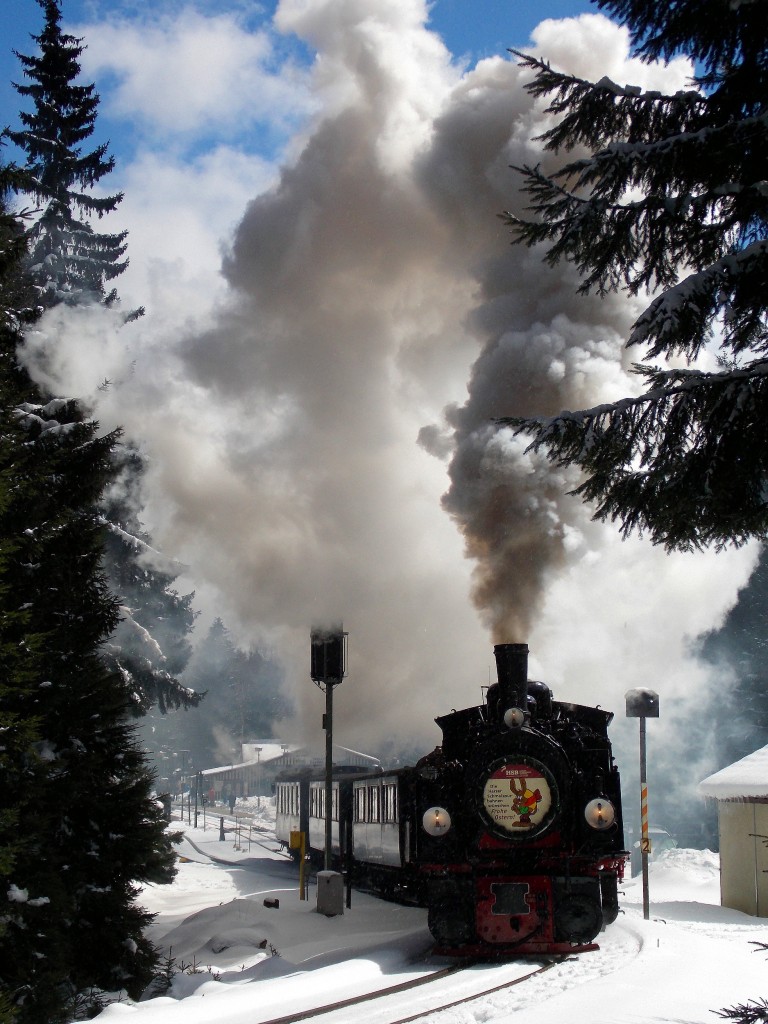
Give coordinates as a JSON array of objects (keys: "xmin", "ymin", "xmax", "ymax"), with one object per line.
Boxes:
[{"xmin": 275, "ymin": 642, "xmax": 628, "ymax": 955}]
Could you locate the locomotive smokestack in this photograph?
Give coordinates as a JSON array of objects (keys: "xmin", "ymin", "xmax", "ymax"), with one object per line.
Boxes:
[{"xmin": 494, "ymin": 642, "xmax": 529, "ymax": 712}]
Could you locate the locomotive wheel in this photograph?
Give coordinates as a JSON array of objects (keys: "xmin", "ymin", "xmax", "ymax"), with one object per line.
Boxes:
[
  {"xmin": 426, "ymin": 879, "xmax": 476, "ymax": 946},
  {"xmin": 466, "ymin": 730, "xmax": 570, "ymax": 842},
  {"xmin": 427, "ymin": 904, "xmax": 476, "ymax": 946},
  {"xmin": 553, "ymin": 892, "xmax": 603, "ymax": 944}
]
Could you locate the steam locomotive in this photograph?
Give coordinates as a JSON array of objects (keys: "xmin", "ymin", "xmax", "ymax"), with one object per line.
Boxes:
[{"xmin": 275, "ymin": 642, "xmax": 628, "ymax": 955}]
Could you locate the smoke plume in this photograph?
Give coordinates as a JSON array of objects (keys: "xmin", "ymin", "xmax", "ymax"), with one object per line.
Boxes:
[{"xmin": 21, "ymin": 1, "xmax": 758, "ymax": 781}]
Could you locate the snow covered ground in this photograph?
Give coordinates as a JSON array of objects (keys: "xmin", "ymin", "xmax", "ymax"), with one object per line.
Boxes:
[{"xmin": 91, "ymin": 799, "xmax": 768, "ymax": 1024}]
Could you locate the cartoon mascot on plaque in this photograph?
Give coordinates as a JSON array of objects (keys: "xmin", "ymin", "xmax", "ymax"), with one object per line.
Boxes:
[{"xmin": 511, "ymin": 776, "xmax": 542, "ymax": 825}]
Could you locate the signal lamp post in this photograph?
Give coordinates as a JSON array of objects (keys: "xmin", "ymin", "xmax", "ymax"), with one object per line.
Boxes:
[
  {"xmin": 311, "ymin": 625, "xmax": 348, "ymax": 871},
  {"xmin": 625, "ymin": 688, "xmax": 660, "ymax": 920},
  {"xmin": 254, "ymin": 747, "xmax": 262, "ymax": 809}
]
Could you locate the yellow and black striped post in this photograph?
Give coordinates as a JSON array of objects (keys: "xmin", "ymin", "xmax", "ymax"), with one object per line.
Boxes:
[
  {"xmin": 289, "ymin": 830, "xmax": 307, "ymax": 900},
  {"xmin": 640, "ymin": 716, "xmax": 650, "ymax": 920},
  {"xmin": 626, "ymin": 689, "xmax": 660, "ymax": 921}
]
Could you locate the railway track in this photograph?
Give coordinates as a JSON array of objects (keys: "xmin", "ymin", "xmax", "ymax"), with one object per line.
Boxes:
[
  {"xmin": 173, "ymin": 807, "xmax": 290, "ymax": 860},
  {"xmin": 254, "ymin": 958, "xmax": 560, "ymax": 1024},
  {"xmin": 180, "ymin": 831, "xmax": 294, "ymax": 874}
]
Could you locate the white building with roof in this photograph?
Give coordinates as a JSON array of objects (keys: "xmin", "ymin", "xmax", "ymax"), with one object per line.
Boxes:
[
  {"xmin": 699, "ymin": 745, "xmax": 768, "ymax": 916},
  {"xmin": 200, "ymin": 741, "xmax": 380, "ymax": 801}
]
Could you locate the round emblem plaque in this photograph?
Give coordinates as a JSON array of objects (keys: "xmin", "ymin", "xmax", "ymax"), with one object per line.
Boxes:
[{"xmin": 482, "ymin": 761, "xmax": 553, "ymax": 833}]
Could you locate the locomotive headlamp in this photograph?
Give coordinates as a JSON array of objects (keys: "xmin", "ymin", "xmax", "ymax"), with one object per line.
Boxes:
[
  {"xmin": 422, "ymin": 806, "xmax": 452, "ymax": 836},
  {"xmin": 503, "ymin": 707, "xmax": 526, "ymax": 729},
  {"xmin": 584, "ymin": 798, "xmax": 616, "ymax": 830}
]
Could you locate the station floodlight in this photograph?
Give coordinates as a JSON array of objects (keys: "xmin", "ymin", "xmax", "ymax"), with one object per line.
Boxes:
[
  {"xmin": 311, "ymin": 625, "xmax": 348, "ymax": 687},
  {"xmin": 625, "ymin": 688, "xmax": 659, "ymax": 718}
]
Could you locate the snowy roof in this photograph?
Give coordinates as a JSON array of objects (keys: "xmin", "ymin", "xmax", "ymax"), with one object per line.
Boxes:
[
  {"xmin": 239, "ymin": 741, "xmax": 379, "ymax": 766},
  {"xmin": 699, "ymin": 745, "xmax": 768, "ymax": 800},
  {"xmin": 201, "ymin": 743, "xmax": 380, "ymax": 777},
  {"xmin": 200, "ymin": 761, "xmax": 262, "ymax": 776}
]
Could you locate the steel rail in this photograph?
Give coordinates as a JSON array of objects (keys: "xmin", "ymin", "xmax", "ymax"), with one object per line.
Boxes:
[
  {"xmin": 179, "ymin": 834, "xmax": 296, "ymax": 885},
  {"xmin": 254, "ymin": 959, "xmax": 560, "ymax": 1024},
  {"xmin": 385, "ymin": 959, "xmax": 559, "ymax": 1024}
]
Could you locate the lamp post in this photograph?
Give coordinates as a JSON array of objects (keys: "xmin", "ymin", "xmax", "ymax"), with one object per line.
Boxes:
[
  {"xmin": 177, "ymin": 750, "xmax": 191, "ymax": 825},
  {"xmin": 255, "ymin": 747, "xmax": 262, "ymax": 809},
  {"xmin": 625, "ymin": 688, "xmax": 659, "ymax": 920},
  {"xmin": 311, "ymin": 625, "xmax": 348, "ymax": 871}
]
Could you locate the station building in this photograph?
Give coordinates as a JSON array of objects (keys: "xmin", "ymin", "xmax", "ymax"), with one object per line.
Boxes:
[
  {"xmin": 699, "ymin": 744, "xmax": 768, "ymax": 917},
  {"xmin": 200, "ymin": 740, "xmax": 379, "ymax": 802}
]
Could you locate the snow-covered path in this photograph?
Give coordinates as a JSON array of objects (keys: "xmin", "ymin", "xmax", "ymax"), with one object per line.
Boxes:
[{"xmin": 92, "ymin": 804, "xmax": 768, "ymax": 1024}]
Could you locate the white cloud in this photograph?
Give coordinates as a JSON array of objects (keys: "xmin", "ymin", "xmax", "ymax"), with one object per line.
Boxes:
[
  {"xmin": 110, "ymin": 145, "xmax": 279, "ymax": 315},
  {"xmin": 74, "ymin": 7, "xmax": 314, "ymax": 139},
  {"xmin": 529, "ymin": 13, "xmax": 694, "ymax": 88}
]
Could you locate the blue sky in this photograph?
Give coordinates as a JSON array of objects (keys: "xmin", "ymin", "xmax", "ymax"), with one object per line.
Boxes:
[{"xmin": 1, "ymin": 0, "xmax": 594, "ymax": 163}]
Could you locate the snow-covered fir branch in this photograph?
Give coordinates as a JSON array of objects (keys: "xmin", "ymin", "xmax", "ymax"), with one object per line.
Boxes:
[{"xmin": 100, "ymin": 518, "xmax": 187, "ymax": 577}]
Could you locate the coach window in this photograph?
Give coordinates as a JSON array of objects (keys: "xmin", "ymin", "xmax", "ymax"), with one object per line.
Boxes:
[
  {"xmin": 354, "ymin": 787, "xmax": 366, "ymax": 822},
  {"xmin": 368, "ymin": 785, "xmax": 380, "ymax": 823},
  {"xmin": 383, "ymin": 783, "xmax": 397, "ymax": 822}
]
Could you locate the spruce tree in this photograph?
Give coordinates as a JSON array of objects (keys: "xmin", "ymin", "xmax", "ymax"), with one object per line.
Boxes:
[
  {"xmin": 4, "ymin": 0, "xmax": 140, "ymax": 312},
  {"xmin": 143, "ymin": 619, "xmax": 290, "ymax": 775},
  {"xmin": 101, "ymin": 448, "xmax": 201, "ymax": 715},
  {"xmin": 4, "ymin": 0, "xmax": 200, "ymax": 716},
  {"xmin": 500, "ymin": 0, "xmax": 768, "ymax": 552},
  {"xmin": 696, "ymin": 549, "xmax": 768, "ymax": 765},
  {"xmin": 0, "ymin": 173, "xmax": 176, "ymax": 1022},
  {"xmin": 0, "ymin": 167, "xmax": 46, "ymax": 1024}
]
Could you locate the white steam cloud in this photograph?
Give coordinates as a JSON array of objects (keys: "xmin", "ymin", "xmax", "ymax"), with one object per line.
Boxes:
[{"xmin": 21, "ymin": 0, "xmax": 758, "ymax": 792}]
